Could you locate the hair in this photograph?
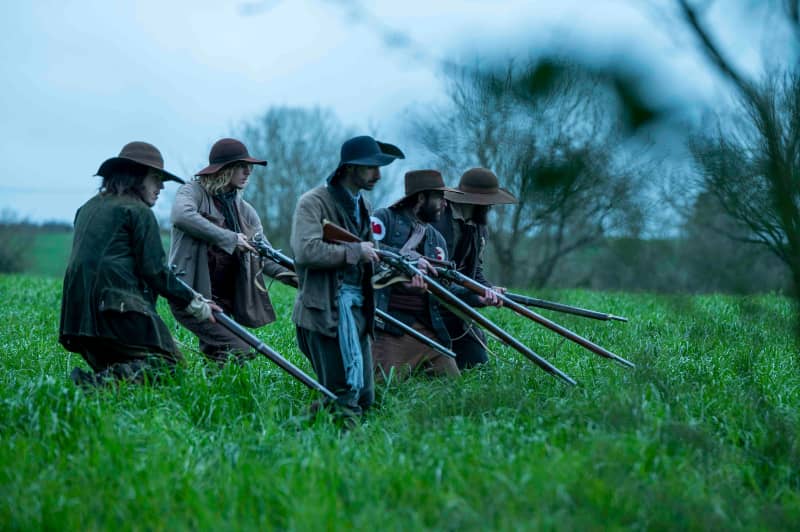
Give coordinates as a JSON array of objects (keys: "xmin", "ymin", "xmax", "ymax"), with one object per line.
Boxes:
[
  {"xmin": 393, "ymin": 190, "xmax": 423, "ymax": 210},
  {"xmin": 196, "ymin": 164, "xmax": 239, "ymax": 195},
  {"xmin": 395, "ymin": 190, "xmax": 442, "ymax": 211},
  {"xmin": 330, "ymin": 163, "xmax": 356, "ymax": 184},
  {"xmin": 100, "ymin": 161, "xmax": 148, "ymax": 197}
]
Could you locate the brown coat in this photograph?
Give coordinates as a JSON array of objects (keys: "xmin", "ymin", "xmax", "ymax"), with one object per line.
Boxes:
[
  {"xmin": 169, "ymin": 181, "xmax": 289, "ymax": 328},
  {"xmin": 290, "ymin": 184, "xmax": 375, "ymax": 337}
]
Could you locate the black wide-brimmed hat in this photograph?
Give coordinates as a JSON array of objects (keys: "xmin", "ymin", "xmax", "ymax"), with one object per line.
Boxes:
[
  {"xmin": 196, "ymin": 138, "xmax": 267, "ymax": 176},
  {"xmin": 389, "ymin": 169, "xmax": 462, "ymax": 207},
  {"xmin": 444, "ymin": 167, "xmax": 518, "ymax": 205},
  {"xmin": 326, "ymin": 135, "xmax": 405, "ymax": 183},
  {"xmin": 96, "ymin": 141, "xmax": 185, "ymax": 184}
]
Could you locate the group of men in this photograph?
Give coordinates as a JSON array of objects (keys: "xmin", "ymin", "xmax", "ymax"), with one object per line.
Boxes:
[{"xmin": 59, "ymin": 135, "xmax": 518, "ymax": 426}]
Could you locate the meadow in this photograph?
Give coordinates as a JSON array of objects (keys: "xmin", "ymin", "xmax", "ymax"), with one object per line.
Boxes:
[{"xmin": 1, "ymin": 273, "xmax": 798, "ymax": 530}]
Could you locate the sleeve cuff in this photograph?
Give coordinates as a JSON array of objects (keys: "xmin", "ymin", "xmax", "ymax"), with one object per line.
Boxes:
[{"xmin": 344, "ymin": 242, "xmax": 361, "ymax": 265}]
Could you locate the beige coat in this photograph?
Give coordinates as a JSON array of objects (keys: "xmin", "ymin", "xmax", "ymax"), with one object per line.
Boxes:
[
  {"xmin": 169, "ymin": 181, "xmax": 288, "ymax": 328},
  {"xmin": 290, "ymin": 184, "xmax": 375, "ymax": 337}
]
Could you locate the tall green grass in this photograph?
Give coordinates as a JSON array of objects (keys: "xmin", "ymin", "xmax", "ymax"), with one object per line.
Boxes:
[{"xmin": 1, "ymin": 275, "xmax": 798, "ymax": 530}]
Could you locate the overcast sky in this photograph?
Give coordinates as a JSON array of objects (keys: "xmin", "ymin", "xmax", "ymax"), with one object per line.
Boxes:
[{"xmin": 0, "ymin": 0, "xmax": 782, "ymax": 222}]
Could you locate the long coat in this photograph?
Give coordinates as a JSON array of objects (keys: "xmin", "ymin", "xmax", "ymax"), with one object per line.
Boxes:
[
  {"xmin": 59, "ymin": 193, "xmax": 195, "ymax": 358},
  {"xmin": 290, "ymin": 184, "xmax": 375, "ymax": 337},
  {"xmin": 169, "ymin": 181, "xmax": 288, "ymax": 328}
]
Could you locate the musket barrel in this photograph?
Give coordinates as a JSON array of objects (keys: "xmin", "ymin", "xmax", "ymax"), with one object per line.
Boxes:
[
  {"xmin": 173, "ymin": 273, "xmax": 337, "ymax": 400},
  {"xmin": 377, "ymin": 250, "xmax": 577, "ymax": 386},
  {"xmin": 443, "ymin": 270, "xmax": 635, "ymax": 369},
  {"xmin": 375, "ymin": 309, "xmax": 457, "ymax": 359},
  {"xmin": 213, "ymin": 312, "xmax": 337, "ymax": 400},
  {"xmin": 506, "ymin": 293, "xmax": 628, "ymax": 322}
]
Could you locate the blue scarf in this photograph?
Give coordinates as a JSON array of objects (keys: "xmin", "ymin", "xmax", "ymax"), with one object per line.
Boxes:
[{"xmin": 337, "ymin": 283, "xmax": 365, "ymax": 390}]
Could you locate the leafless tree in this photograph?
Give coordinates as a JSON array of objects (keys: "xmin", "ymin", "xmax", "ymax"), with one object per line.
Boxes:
[
  {"xmin": 411, "ymin": 61, "xmax": 648, "ymax": 287},
  {"xmin": 680, "ymin": 0, "xmax": 800, "ymax": 301},
  {"xmin": 237, "ymin": 106, "xmax": 353, "ymax": 250}
]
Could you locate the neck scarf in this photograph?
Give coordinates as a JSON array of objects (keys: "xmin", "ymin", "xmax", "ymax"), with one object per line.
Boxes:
[
  {"xmin": 337, "ymin": 283, "xmax": 365, "ymax": 391},
  {"xmin": 215, "ymin": 190, "xmax": 241, "ymax": 233}
]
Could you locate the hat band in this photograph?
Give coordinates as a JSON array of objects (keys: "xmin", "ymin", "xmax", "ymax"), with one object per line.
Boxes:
[
  {"xmin": 210, "ymin": 152, "xmax": 251, "ymax": 165},
  {"xmin": 459, "ymin": 184, "xmax": 499, "ymax": 194},
  {"xmin": 121, "ymin": 156, "xmax": 163, "ymax": 169}
]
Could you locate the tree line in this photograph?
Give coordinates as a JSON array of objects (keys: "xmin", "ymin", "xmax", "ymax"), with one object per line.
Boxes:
[{"xmin": 3, "ymin": 1, "xmax": 796, "ymax": 300}]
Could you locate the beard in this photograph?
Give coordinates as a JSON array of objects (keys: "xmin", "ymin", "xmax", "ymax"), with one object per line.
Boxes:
[{"xmin": 417, "ymin": 201, "xmax": 440, "ymax": 223}]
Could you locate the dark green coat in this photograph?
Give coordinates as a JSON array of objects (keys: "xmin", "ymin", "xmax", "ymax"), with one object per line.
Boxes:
[{"xmin": 59, "ymin": 193, "xmax": 195, "ymax": 358}]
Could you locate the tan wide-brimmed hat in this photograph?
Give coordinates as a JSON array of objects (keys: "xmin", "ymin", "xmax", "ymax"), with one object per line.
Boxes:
[
  {"xmin": 389, "ymin": 169, "xmax": 462, "ymax": 207},
  {"xmin": 195, "ymin": 138, "xmax": 267, "ymax": 176},
  {"xmin": 96, "ymin": 141, "xmax": 185, "ymax": 183},
  {"xmin": 444, "ymin": 167, "xmax": 518, "ymax": 205}
]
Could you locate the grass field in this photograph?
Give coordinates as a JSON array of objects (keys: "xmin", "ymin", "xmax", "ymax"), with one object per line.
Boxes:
[
  {"xmin": 27, "ymin": 231, "xmax": 73, "ymax": 278},
  {"xmin": 1, "ymin": 275, "xmax": 798, "ymax": 530}
]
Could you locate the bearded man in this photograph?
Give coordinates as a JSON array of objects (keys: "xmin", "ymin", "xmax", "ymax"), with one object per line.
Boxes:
[
  {"xmin": 370, "ymin": 170, "xmax": 462, "ymax": 379},
  {"xmin": 291, "ymin": 135, "xmax": 403, "ymax": 425}
]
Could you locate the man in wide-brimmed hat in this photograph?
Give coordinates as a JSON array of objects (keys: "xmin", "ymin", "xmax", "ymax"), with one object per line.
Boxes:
[
  {"xmin": 431, "ymin": 167, "xmax": 518, "ymax": 370},
  {"xmin": 370, "ymin": 169, "xmax": 462, "ymax": 380},
  {"xmin": 291, "ymin": 135, "xmax": 404, "ymax": 426},
  {"xmin": 169, "ymin": 138, "xmax": 296, "ymax": 366},
  {"xmin": 60, "ymin": 141, "xmax": 218, "ymax": 387}
]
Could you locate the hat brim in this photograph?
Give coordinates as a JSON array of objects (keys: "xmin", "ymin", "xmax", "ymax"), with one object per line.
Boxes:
[
  {"xmin": 376, "ymin": 141, "xmax": 405, "ymax": 160},
  {"xmin": 389, "ymin": 186, "xmax": 463, "ymax": 208},
  {"xmin": 195, "ymin": 157, "xmax": 267, "ymax": 176},
  {"xmin": 96, "ymin": 157, "xmax": 185, "ymax": 184},
  {"xmin": 444, "ymin": 187, "xmax": 518, "ymax": 205}
]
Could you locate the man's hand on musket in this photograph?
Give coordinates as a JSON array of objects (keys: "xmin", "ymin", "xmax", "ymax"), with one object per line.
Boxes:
[
  {"xmin": 415, "ymin": 257, "xmax": 438, "ymax": 276},
  {"xmin": 236, "ymin": 233, "xmax": 257, "ymax": 253},
  {"xmin": 406, "ymin": 257, "xmax": 436, "ymax": 292},
  {"xmin": 359, "ymin": 242, "xmax": 380, "ymax": 263},
  {"xmin": 479, "ymin": 287, "xmax": 504, "ymax": 307},
  {"xmin": 186, "ymin": 294, "xmax": 223, "ymax": 323},
  {"xmin": 208, "ymin": 302, "xmax": 223, "ymax": 322}
]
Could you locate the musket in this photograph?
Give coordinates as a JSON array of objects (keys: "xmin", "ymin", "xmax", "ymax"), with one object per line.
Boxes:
[
  {"xmin": 412, "ymin": 256, "xmax": 630, "ymax": 325},
  {"xmin": 505, "ymin": 292, "xmax": 628, "ymax": 322},
  {"xmin": 322, "ymin": 221, "xmax": 577, "ymax": 386},
  {"xmin": 435, "ymin": 267, "xmax": 635, "ymax": 369},
  {"xmin": 171, "ymin": 269, "xmax": 336, "ymax": 400},
  {"xmin": 250, "ymin": 233, "xmax": 457, "ymax": 360}
]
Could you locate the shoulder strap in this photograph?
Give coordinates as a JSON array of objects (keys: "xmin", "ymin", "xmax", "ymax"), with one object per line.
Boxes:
[{"xmin": 399, "ymin": 222, "xmax": 426, "ymax": 255}]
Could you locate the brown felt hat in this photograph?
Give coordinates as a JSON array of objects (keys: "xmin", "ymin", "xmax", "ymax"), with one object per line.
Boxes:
[
  {"xmin": 444, "ymin": 167, "xmax": 518, "ymax": 205},
  {"xmin": 195, "ymin": 138, "xmax": 267, "ymax": 176},
  {"xmin": 389, "ymin": 169, "xmax": 462, "ymax": 207},
  {"xmin": 96, "ymin": 141, "xmax": 185, "ymax": 184}
]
